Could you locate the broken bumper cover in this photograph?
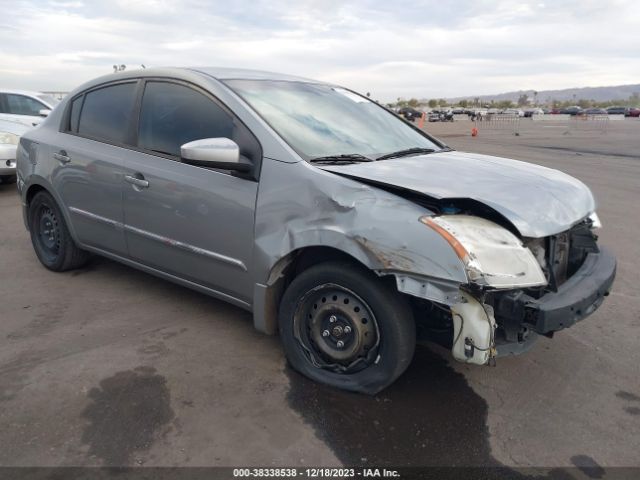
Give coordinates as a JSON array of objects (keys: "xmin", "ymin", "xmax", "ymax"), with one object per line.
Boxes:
[{"xmin": 498, "ymin": 246, "xmax": 616, "ymax": 334}]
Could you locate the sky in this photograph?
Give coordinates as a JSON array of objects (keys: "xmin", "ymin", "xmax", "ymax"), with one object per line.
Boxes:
[{"xmin": 1, "ymin": 0, "xmax": 639, "ymax": 102}]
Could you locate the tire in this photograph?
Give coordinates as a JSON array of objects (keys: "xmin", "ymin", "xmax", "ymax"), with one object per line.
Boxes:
[
  {"xmin": 28, "ymin": 191, "xmax": 89, "ymax": 271},
  {"xmin": 0, "ymin": 175, "xmax": 16, "ymax": 184},
  {"xmin": 278, "ymin": 261, "xmax": 416, "ymax": 394}
]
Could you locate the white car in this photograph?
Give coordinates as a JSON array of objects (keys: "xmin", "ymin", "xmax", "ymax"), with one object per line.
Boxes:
[
  {"xmin": 503, "ymin": 108, "xmax": 525, "ymax": 117},
  {"xmin": 0, "ymin": 89, "xmax": 60, "ymax": 128},
  {"xmin": 0, "ymin": 119, "xmax": 30, "ymax": 183}
]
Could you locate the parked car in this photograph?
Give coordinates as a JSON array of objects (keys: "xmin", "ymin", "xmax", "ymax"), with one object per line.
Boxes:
[
  {"xmin": 606, "ymin": 106, "xmax": 628, "ymax": 115},
  {"xmin": 524, "ymin": 108, "xmax": 544, "ymax": 117},
  {"xmin": 16, "ymin": 68, "xmax": 616, "ymax": 394},
  {"xmin": 625, "ymin": 107, "xmax": 640, "ymax": 117},
  {"xmin": 560, "ymin": 106, "xmax": 582, "ymax": 115},
  {"xmin": 428, "ymin": 110, "xmax": 454, "ymax": 122},
  {"xmin": 502, "ymin": 108, "xmax": 525, "ymax": 117},
  {"xmin": 0, "ymin": 90, "xmax": 59, "ymax": 127},
  {"xmin": 0, "ymin": 118, "xmax": 29, "ymax": 183},
  {"xmin": 397, "ymin": 107, "xmax": 423, "ymax": 122},
  {"xmin": 584, "ymin": 108, "xmax": 608, "ymax": 115}
]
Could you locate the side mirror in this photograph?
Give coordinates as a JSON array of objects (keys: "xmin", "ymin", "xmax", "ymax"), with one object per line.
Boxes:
[
  {"xmin": 39, "ymin": 109, "xmax": 51, "ymax": 117},
  {"xmin": 180, "ymin": 138, "xmax": 251, "ymax": 173}
]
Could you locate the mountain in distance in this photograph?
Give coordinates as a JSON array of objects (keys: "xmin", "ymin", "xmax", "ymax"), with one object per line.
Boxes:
[{"xmin": 445, "ymin": 83, "xmax": 640, "ymax": 104}]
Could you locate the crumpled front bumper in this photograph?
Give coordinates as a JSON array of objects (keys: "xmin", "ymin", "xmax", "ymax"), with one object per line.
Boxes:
[{"xmin": 496, "ymin": 246, "xmax": 616, "ymax": 335}]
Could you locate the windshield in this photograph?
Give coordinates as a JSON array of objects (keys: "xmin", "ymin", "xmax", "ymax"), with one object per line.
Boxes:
[
  {"xmin": 37, "ymin": 94, "xmax": 60, "ymax": 106},
  {"xmin": 224, "ymin": 79, "xmax": 442, "ymax": 160}
]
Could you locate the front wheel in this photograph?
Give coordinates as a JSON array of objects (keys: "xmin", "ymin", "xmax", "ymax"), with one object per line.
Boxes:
[{"xmin": 278, "ymin": 261, "xmax": 416, "ymax": 394}]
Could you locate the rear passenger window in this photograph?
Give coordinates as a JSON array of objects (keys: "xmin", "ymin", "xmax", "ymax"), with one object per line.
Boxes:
[
  {"xmin": 78, "ymin": 82, "xmax": 137, "ymax": 144},
  {"xmin": 138, "ymin": 82, "xmax": 235, "ymax": 157},
  {"xmin": 5, "ymin": 94, "xmax": 46, "ymax": 116}
]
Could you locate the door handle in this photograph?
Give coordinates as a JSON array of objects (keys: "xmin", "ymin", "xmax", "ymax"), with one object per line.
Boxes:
[
  {"xmin": 53, "ymin": 151, "xmax": 71, "ymax": 164},
  {"xmin": 124, "ymin": 174, "xmax": 149, "ymax": 189}
]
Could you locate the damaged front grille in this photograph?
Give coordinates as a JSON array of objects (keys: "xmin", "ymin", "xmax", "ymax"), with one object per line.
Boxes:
[{"xmin": 524, "ymin": 221, "xmax": 598, "ymax": 294}]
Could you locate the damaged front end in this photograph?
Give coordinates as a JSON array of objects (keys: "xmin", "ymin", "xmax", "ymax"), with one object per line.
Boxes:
[{"xmin": 406, "ymin": 213, "xmax": 616, "ymax": 366}]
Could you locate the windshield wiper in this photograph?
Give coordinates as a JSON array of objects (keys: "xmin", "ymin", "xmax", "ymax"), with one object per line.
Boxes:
[
  {"xmin": 375, "ymin": 147, "xmax": 436, "ymax": 160},
  {"xmin": 309, "ymin": 153, "xmax": 374, "ymax": 165}
]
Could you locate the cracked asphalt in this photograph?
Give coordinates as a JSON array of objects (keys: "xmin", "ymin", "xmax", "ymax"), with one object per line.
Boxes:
[{"xmin": 0, "ymin": 117, "xmax": 638, "ymax": 470}]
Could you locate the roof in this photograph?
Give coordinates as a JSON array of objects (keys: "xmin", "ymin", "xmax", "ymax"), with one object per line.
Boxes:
[
  {"xmin": 0, "ymin": 88, "xmax": 47, "ymax": 97},
  {"xmin": 187, "ymin": 67, "xmax": 319, "ymax": 83}
]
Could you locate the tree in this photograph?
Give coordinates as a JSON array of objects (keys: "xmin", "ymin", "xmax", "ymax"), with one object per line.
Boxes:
[
  {"xmin": 407, "ymin": 98, "xmax": 419, "ymax": 108},
  {"xmin": 629, "ymin": 92, "xmax": 640, "ymax": 107},
  {"xmin": 577, "ymin": 99, "xmax": 591, "ymax": 109},
  {"xmin": 459, "ymin": 99, "xmax": 468, "ymax": 108},
  {"xmin": 438, "ymin": 98, "xmax": 447, "ymax": 107},
  {"xmin": 428, "ymin": 99, "xmax": 438, "ymax": 108},
  {"xmin": 517, "ymin": 93, "xmax": 529, "ymax": 107}
]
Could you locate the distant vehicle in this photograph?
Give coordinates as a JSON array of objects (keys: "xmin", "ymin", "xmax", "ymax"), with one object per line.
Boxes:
[
  {"xmin": 503, "ymin": 108, "xmax": 525, "ymax": 117},
  {"xmin": 524, "ymin": 108, "xmax": 544, "ymax": 117},
  {"xmin": 0, "ymin": 118, "xmax": 29, "ymax": 183},
  {"xmin": 606, "ymin": 106, "xmax": 628, "ymax": 115},
  {"xmin": 397, "ymin": 107, "xmax": 423, "ymax": 122},
  {"xmin": 0, "ymin": 90, "xmax": 60, "ymax": 128},
  {"xmin": 584, "ymin": 108, "xmax": 608, "ymax": 115},
  {"xmin": 550, "ymin": 108, "xmax": 562, "ymax": 114},
  {"xmin": 560, "ymin": 106, "xmax": 582, "ymax": 116},
  {"xmin": 428, "ymin": 110, "xmax": 454, "ymax": 122},
  {"xmin": 625, "ymin": 107, "xmax": 640, "ymax": 117},
  {"xmin": 487, "ymin": 108, "xmax": 500, "ymax": 114}
]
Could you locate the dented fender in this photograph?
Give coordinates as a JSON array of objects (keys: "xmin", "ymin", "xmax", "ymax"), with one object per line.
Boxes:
[{"xmin": 251, "ymin": 158, "xmax": 469, "ymax": 333}]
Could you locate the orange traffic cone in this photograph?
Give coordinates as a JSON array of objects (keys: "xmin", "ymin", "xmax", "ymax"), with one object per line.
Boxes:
[
  {"xmin": 471, "ymin": 127, "xmax": 478, "ymax": 137},
  {"xmin": 418, "ymin": 112, "xmax": 426, "ymax": 129}
]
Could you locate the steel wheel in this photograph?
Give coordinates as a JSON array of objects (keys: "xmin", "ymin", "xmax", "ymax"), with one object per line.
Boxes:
[
  {"xmin": 28, "ymin": 191, "xmax": 90, "ymax": 272},
  {"xmin": 293, "ymin": 283, "xmax": 380, "ymax": 373},
  {"xmin": 35, "ymin": 204, "xmax": 62, "ymax": 263}
]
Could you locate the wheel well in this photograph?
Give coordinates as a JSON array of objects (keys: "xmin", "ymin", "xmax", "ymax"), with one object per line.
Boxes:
[
  {"xmin": 257, "ymin": 246, "xmax": 397, "ymax": 335},
  {"xmin": 26, "ymin": 184, "xmax": 47, "ymax": 207}
]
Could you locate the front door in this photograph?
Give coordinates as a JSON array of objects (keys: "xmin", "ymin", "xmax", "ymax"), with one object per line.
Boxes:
[{"xmin": 122, "ymin": 81, "xmax": 260, "ymax": 303}]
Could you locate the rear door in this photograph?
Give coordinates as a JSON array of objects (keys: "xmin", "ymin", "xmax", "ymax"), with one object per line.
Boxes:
[
  {"xmin": 51, "ymin": 81, "xmax": 139, "ymax": 256},
  {"xmin": 122, "ymin": 80, "xmax": 261, "ymax": 303}
]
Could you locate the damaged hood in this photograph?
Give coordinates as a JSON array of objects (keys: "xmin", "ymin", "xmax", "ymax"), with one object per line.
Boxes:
[{"xmin": 319, "ymin": 151, "xmax": 595, "ymax": 238}]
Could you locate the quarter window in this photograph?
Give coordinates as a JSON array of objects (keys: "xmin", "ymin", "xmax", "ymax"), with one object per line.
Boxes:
[
  {"xmin": 68, "ymin": 96, "xmax": 83, "ymax": 133},
  {"xmin": 5, "ymin": 94, "xmax": 46, "ymax": 116},
  {"xmin": 77, "ymin": 82, "xmax": 137, "ymax": 144},
  {"xmin": 138, "ymin": 82, "xmax": 236, "ymax": 157}
]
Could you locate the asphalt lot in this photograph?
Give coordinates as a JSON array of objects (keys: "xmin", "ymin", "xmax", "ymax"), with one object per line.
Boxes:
[{"xmin": 0, "ymin": 117, "xmax": 639, "ymax": 470}]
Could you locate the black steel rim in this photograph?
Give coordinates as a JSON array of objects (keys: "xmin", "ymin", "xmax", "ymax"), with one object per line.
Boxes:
[
  {"xmin": 293, "ymin": 283, "xmax": 380, "ymax": 374},
  {"xmin": 36, "ymin": 204, "xmax": 61, "ymax": 262}
]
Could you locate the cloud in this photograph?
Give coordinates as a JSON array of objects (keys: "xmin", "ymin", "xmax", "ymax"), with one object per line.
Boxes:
[{"xmin": 0, "ymin": 0, "xmax": 638, "ymax": 101}]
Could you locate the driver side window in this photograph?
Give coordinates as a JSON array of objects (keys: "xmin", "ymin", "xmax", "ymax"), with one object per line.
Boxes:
[{"xmin": 137, "ymin": 81, "xmax": 259, "ymax": 165}]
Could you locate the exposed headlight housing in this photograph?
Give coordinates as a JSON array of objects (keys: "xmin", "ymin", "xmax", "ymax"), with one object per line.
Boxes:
[
  {"xmin": 420, "ymin": 214, "xmax": 547, "ymax": 289},
  {"xmin": 0, "ymin": 132, "xmax": 20, "ymax": 145}
]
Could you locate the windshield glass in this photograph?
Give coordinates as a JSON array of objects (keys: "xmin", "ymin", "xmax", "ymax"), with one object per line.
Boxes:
[
  {"xmin": 37, "ymin": 94, "xmax": 60, "ymax": 106},
  {"xmin": 224, "ymin": 79, "xmax": 441, "ymax": 160}
]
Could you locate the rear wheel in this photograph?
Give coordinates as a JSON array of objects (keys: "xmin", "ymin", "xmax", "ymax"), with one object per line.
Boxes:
[
  {"xmin": 28, "ymin": 191, "xmax": 89, "ymax": 271},
  {"xmin": 278, "ymin": 261, "xmax": 416, "ymax": 394}
]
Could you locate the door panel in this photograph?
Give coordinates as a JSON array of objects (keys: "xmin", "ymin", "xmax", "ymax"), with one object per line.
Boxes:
[
  {"xmin": 51, "ymin": 137, "xmax": 127, "ymax": 254},
  {"xmin": 123, "ymin": 152, "xmax": 257, "ymax": 302},
  {"xmin": 49, "ymin": 80, "xmax": 138, "ymax": 256}
]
